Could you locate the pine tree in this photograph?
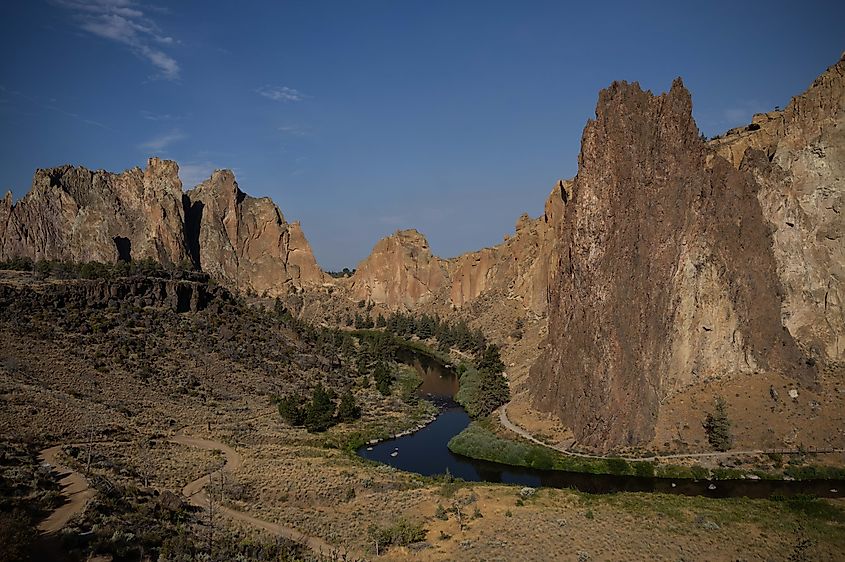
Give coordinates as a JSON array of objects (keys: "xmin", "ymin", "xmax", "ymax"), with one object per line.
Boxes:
[
  {"xmin": 373, "ymin": 361, "xmax": 393, "ymax": 396},
  {"xmin": 337, "ymin": 390, "xmax": 362, "ymax": 422},
  {"xmin": 277, "ymin": 394, "xmax": 305, "ymax": 426},
  {"xmin": 305, "ymin": 384, "xmax": 336, "ymax": 432},
  {"xmin": 703, "ymin": 396, "xmax": 733, "ymax": 451}
]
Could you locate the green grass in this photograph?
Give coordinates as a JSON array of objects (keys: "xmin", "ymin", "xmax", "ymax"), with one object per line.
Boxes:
[{"xmin": 447, "ymin": 420, "xmax": 655, "ymax": 476}]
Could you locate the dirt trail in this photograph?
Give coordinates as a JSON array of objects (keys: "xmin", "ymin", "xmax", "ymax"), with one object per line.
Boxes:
[
  {"xmin": 498, "ymin": 403, "xmax": 843, "ymax": 463},
  {"xmin": 171, "ymin": 434, "xmax": 343, "ymax": 558},
  {"xmin": 37, "ymin": 446, "xmax": 96, "ymax": 534}
]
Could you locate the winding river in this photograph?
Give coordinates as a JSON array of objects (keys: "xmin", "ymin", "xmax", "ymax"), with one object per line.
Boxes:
[{"xmin": 357, "ymin": 350, "xmax": 845, "ymax": 499}]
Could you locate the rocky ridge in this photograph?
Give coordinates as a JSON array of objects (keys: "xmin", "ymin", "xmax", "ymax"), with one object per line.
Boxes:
[
  {"xmin": 1, "ymin": 159, "xmax": 325, "ymax": 297},
  {"xmin": 528, "ymin": 58, "xmax": 844, "ymax": 450}
]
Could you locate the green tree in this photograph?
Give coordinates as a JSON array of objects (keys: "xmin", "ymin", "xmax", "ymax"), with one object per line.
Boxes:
[
  {"xmin": 373, "ymin": 361, "xmax": 393, "ymax": 396},
  {"xmin": 336, "ymin": 390, "xmax": 362, "ymax": 422},
  {"xmin": 277, "ymin": 395, "xmax": 304, "ymax": 426},
  {"xmin": 703, "ymin": 395, "xmax": 733, "ymax": 451},
  {"xmin": 478, "ymin": 345, "xmax": 505, "ymax": 374},
  {"xmin": 305, "ymin": 384, "xmax": 336, "ymax": 432}
]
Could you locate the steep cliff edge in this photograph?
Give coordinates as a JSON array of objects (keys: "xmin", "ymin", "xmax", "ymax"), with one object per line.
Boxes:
[
  {"xmin": 186, "ymin": 170, "xmax": 325, "ymax": 296},
  {"xmin": 711, "ymin": 55, "xmax": 845, "ymax": 362},
  {"xmin": 529, "ymin": 78, "xmax": 816, "ymax": 451},
  {"xmin": 2, "ymin": 160, "xmax": 325, "ymax": 296},
  {"xmin": 0, "ymin": 158, "xmax": 189, "ymax": 265}
]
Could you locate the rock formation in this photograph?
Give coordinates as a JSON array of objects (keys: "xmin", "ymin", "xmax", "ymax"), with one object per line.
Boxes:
[
  {"xmin": 0, "ymin": 158, "xmax": 189, "ymax": 265},
  {"xmin": 2, "ymin": 159, "xmax": 325, "ymax": 296},
  {"xmin": 711, "ymin": 55, "xmax": 845, "ymax": 361},
  {"xmin": 186, "ymin": 170, "xmax": 325, "ymax": 296},
  {"xmin": 346, "ymin": 229, "xmax": 449, "ymax": 309},
  {"xmin": 529, "ymin": 77, "xmax": 817, "ymax": 451},
  {"xmin": 346, "ymin": 182, "xmax": 568, "ymax": 313}
]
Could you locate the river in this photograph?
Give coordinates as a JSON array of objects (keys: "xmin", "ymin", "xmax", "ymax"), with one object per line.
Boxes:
[{"xmin": 357, "ymin": 349, "xmax": 845, "ymax": 498}]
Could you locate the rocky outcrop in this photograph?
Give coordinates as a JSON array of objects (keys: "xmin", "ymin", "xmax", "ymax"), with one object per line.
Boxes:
[
  {"xmin": 0, "ymin": 272, "xmax": 231, "ymax": 314},
  {"xmin": 529, "ymin": 78, "xmax": 816, "ymax": 451},
  {"xmin": 347, "ymin": 229, "xmax": 448, "ymax": 309},
  {"xmin": 447, "ymin": 182, "xmax": 566, "ymax": 315},
  {"xmin": 186, "ymin": 170, "xmax": 325, "ymax": 296},
  {"xmin": 348, "ymin": 182, "xmax": 568, "ymax": 313},
  {"xmin": 2, "ymin": 160, "xmax": 326, "ymax": 297},
  {"xmin": 0, "ymin": 158, "xmax": 189, "ymax": 265},
  {"xmin": 711, "ymin": 55, "xmax": 845, "ymax": 361}
]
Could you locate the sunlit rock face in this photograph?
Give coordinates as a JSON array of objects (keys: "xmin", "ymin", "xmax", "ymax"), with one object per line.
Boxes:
[
  {"xmin": 2, "ymin": 159, "xmax": 326, "ymax": 296},
  {"xmin": 530, "ymin": 77, "xmax": 817, "ymax": 451}
]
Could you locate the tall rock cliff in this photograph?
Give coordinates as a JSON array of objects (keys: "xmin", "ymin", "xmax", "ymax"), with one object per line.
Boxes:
[
  {"xmin": 529, "ymin": 78, "xmax": 816, "ymax": 451},
  {"xmin": 0, "ymin": 158, "xmax": 189, "ymax": 265},
  {"xmin": 347, "ymin": 229, "xmax": 449, "ymax": 309},
  {"xmin": 186, "ymin": 170, "xmax": 325, "ymax": 296},
  {"xmin": 2, "ymin": 160, "xmax": 325, "ymax": 295},
  {"xmin": 347, "ymin": 182, "xmax": 568, "ymax": 313},
  {"xmin": 711, "ymin": 55, "xmax": 845, "ymax": 361}
]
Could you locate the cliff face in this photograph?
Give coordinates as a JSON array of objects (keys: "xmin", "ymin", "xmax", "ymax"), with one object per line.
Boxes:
[
  {"xmin": 0, "ymin": 158, "xmax": 189, "ymax": 265},
  {"xmin": 2, "ymin": 160, "xmax": 325, "ymax": 295},
  {"xmin": 186, "ymin": 170, "xmax": 325, "ymax": 296},
  {"xmin": 347, "ymin": 229, "xmax": 449, "ymax": 309},
  {"xmin": 711, "ymin": 56, "xmax": 845, "ymax": 361},
  {"xmin": 529, "ymin": 78, "xmax": 815, "ymax": 450},
  {"xmin": 347, "ymin": 182, "xmax": 568, "ymax": 313}
]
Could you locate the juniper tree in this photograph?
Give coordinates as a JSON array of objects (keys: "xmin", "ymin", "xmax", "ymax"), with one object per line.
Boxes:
[{"xmin": 703, "ymin": 395, "xmax": 733, "ymax": 451}]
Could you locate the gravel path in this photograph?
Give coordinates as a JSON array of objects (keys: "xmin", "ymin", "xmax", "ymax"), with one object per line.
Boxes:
[{"xmin": 498, "ymin": 402, "xmax": 843, "ymax": 462}]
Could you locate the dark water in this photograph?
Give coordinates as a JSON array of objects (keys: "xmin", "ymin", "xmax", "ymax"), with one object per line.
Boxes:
[{"xmin": 358, "ymin": 350, "xmax": 845, "ymax": 499}]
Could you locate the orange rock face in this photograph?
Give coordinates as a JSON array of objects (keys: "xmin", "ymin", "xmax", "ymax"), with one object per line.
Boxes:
[
  {"xmin": 1, "ymin": 158, "xmax": 189, "ymax": 265},
  {"xmin": 529, "ymin": 78, "xmax": 816, "ymax": 451},
  {"xmin": 2, "ymin": 160, "xmax": 325, "ymax": 296}
]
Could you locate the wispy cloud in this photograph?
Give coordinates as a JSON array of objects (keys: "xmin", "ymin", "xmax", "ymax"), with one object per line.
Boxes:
[
  {"xmin": 278, "ymin": 125, "xmax": 312, "ymax": 136},
  {"xmin": 178, "ymin": 161, "xmax": 216, "ymax": 188},
  {"xmin": 256, "ymin": 85, "xmax": 308, "ymax": 102},
  {"xmin": 54, "ymin": 0, "xmax": 180, "ymax": 80},
  {"xmin": 140, "ymin": 109, "xmax": 187, "ymax": 121},
  {"xmin": 139, "ymin": 129, "xmax": 185, "ymax": 152}
]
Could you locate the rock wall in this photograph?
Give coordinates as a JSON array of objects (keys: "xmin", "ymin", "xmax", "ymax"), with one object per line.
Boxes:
[
  {"xmin": 711, "ymin": 55, "xmax": 845, "ymax": 361},
  {"xmin": 347, "ymin": 182, "xmax": 568, "ymax": 314},
  {"xmin": 529, "ymin": 78, "xmax": 815, "ymax": 451},
  {"xmin": 186, "ymin": 170, "xmax": 325, "ymax": 297},
  {"xmin": 2, "ymin": 159, "xmax": 325, "ymax": 297},
  {"xmin": 346, "ymin": 229, "xmax": 449, "ymax": 309},
  {"xmin": 0, "ymin": 273, "xmax": 231, "ymax": 314},
  {"xmin": 0, "ymin": 158, "xmax": 188, "ymax": 265}
]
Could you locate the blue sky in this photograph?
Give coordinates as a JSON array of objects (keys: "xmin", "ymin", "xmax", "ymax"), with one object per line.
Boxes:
[{"xmin": 1, "ymin": 1, "xmax": 842, "ymax": 270}]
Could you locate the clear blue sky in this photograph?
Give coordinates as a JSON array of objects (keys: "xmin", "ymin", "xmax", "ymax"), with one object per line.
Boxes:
[{"xmin": 1, "ymin": 1, "xmax": 842, "ymax": 270}]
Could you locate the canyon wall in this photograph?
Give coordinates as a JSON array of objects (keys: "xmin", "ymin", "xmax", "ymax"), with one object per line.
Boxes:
[
  {"xmin": 528, "ymin": 61, "xmax": 843, "ymax": 450},
  {"xmin": 345, "ymin": 181, "xmax": 569, "ymax": 314},
  {"xmin": 1, "ymin": 159, "xmax": 325, "ymax": 296},
  {"xmin": 711, "ymin": 55, "xmax": 844, "ymax": 361}
]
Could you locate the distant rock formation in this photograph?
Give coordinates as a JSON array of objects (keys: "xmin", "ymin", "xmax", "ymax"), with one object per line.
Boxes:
[
  {"xmin": 529, "ymin": 76, "xmax": 818, "ymax": 451},
  {"xmin": 0, "ymin": 158, "xmax": 188, "ymax": 265},
  {"xmin": 1, "ymin": 159, "xmax": 325, "ymax": 296},
  {"xmin": 346, "ymin": 229, "xmax": 449, "ymax": 309},
  {"xmin": 345, "ymin": 182, "xmax": 568, "ymax": 314},
  {"xmin": 186, "ymin": 170, "xmax": 325, "ymax": 296}
]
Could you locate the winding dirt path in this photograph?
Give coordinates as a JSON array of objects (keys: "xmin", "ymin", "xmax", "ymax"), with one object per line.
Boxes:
[
  {"xmin": 37, "ymin": 446, "xmax": 96, "ymax": 534},
  {"xmin": 171, "ymin": 434, "xmax": 342, "ymax": 558},
  {"xmin": 498, "ymin": 403, "xmax": 844, "ymax": 463}
]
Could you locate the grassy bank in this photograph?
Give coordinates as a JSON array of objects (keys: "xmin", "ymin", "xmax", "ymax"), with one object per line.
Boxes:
[
  {"xmin": 448, "ymin": 420, "xmax": 654, "ymax": 477},
  {"xmin": 448, "ymin": 420, "xmax": 845, "ymax": 481}
]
